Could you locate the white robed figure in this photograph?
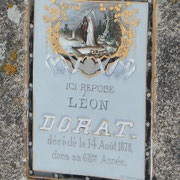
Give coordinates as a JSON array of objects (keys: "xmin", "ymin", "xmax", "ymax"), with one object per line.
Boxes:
[{"xmin": 86, "ymin": 17, "xmax": 96, "ymax": 46}]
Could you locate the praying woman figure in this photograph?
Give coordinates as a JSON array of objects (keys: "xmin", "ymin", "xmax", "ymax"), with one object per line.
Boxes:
[{"xmin": 86, "ymin": 17, "xmax": 96, "ymax": 47}]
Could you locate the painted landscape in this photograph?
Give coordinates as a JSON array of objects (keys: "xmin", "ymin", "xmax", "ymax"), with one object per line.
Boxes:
[{"xmin": 59, "ymin": 5, "xmax": 122, "ymax": 58}]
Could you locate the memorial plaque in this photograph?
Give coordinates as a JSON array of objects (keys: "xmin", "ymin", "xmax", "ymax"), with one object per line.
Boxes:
[{"xmin": 27, "ymin": 0, "xmax": 155, "ymax": 179}]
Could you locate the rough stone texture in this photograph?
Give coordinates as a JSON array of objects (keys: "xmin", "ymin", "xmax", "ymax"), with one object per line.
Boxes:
[
  {"xmin": 153, "ymin": 0, "xmax": 180, "ymax": 180},
  {"xmin": 0, "ymin": 1, "xmax": 28, "ymax": 180},
  {"xmin": 0, "ymin": 0, "xmax": 179, "ymax": 180}
]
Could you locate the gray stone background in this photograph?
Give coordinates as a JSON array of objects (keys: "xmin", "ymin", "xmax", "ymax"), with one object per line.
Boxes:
[{"xmin": 0, "ymin": 0, "xmax": 179, "ymax": 180}]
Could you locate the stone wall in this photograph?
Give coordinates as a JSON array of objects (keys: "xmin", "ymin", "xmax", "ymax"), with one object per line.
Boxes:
[
  {"xmin": 0, "ymin": 0, "xmax": 28, "ymax": 180},
  {"xmin": 0, "ymin": 0, "xmax": 179, "ymax": 180},
  {"xmin": 153, "ymin": 0, "xmax": 180, "ymax": 179}
]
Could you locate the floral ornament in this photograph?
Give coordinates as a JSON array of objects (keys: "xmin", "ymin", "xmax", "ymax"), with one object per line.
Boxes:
[
  {"xmin": 43, "ymin": 1, "xmax": 81, "ymax": 54},
  {"xmin": 43, "ymin": 1, "xmax": 141, "ymax": 77},
  {"xmin": 75, "ymin": 3, "xmax": 81, "ymax": 10},
  {"xmin": 97, "ymin": 2, "xmax": 140, "ymax": 59},
  {"xmin": 111, "ymin": 2, "xmax": 140, "ymax": 57},
  {"xmin": 99, "ymin": 3, "xmax": 107, "ymax": 11},
  {"xmin": 43, "ymin": 4, "xmax": 68, "ymax": 24}
]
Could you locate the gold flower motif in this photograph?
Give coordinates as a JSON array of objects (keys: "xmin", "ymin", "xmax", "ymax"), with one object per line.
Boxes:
[
  {"xmin": 137, "ymin": 19, "xmax": 141, "ymax": 23},
  {"xmin": 126, "ymin": 2, "xmax": 131, "ymax": 6},
  {"xmin": 135, "ymin": 8, "xmax": 139, "ymax": 13},
  {"xmin": 114, "ymin": 14, "xmax": 118, "ymax": 18},
  {"xmin": 109, "ymin": 6, "xmax": 114, "ymax": 11},
  {"xmin": 44, "ymin": 5, "xmax": 48, "ymax": 10},
  {"xmin": 54, "ymin": 16, "xmax": 57, "ymax": 20},
  {"xmin": 129, "ymin": 12, "xmax": 133, "ymax": 16},
  {"xmin": 100, "ymin": 7, "xmax": 106, "ymax": 11},
  {"xmin": 75, "ymin": 6, "xmax": 79, "ymax": 10}
]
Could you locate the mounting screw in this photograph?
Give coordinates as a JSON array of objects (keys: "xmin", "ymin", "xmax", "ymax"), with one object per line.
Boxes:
[
  {"xmin": 147, "ymin": 92, "xmax": 151, "ymax": 98},
  {"xmin": 148, "ymin": 62, "xmax": 151, "ymax": 67},
  {"xmin": 148, "ymin": 31, "xmax": 152, "ymax": 36},
  {"xmin": 54, "ymin": 174, "xmax": 59, "ymax": 178},
  {"xmin": 29, "ymin": 112, "xmax": 32, "ymax": 118},
  {"xmin": 30, "ymin": 24, "xmax": 33, "ymax": 29},
  {"xmin": 146, "ymin": 122, "xmax": 150, "ymax": 127},
  {"xmin": 29, "ymin": 142, "xmax": 32, "ymax": 146},
  {"xmin": 146, "ymin": 152, "xmax": 150, "ymax": 157},
  {"xmin": 29, "ymin": 53, "xmax": 33, "ymax": 58}
]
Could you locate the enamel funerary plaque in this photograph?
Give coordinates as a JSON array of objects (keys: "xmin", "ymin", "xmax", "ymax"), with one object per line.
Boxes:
[{"xmin": 28, "ymin": 0, "xmax": 155, "ymax": 179}]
